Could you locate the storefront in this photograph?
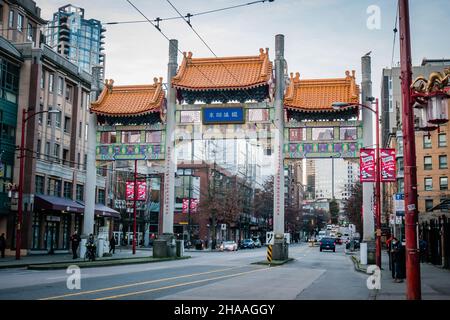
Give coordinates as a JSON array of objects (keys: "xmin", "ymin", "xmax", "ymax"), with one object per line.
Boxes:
[
  {"xmin": 32, "ymin": 194, "xmax": 84, "ymax": 253},
  {"xmin": 93, "ymin": 203, "xmax": 120, "ymax": 237}
]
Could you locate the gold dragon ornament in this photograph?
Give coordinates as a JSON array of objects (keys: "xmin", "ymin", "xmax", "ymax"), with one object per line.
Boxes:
[{"xmin": 411, "ymin": 67, "xmax": 450, "ymax": 93}]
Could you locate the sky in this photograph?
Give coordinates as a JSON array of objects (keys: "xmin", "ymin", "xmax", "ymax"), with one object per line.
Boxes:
[{"xmin": 37, "ymin": 0, "xmax": 450, "ymax": 100}]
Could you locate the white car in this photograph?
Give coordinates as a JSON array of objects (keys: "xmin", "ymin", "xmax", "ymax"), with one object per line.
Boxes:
[{"xmin": 220, "ymin": 241, "xmax": 238, "ymax": 251}]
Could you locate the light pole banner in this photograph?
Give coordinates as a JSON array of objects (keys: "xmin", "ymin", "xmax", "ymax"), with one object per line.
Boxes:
[
  {"xmin": 360, "ymin": 148, "xmax": 376, "ymax": 182},
  {"xmin": 380, "ymin": 148, "xmax": 396, "ymax": 182}
]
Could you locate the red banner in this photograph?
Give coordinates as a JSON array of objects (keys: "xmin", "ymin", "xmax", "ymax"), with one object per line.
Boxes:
[
  {"xmin": 360, "ymin": 148, "xmax": 376, "ymax": 182},
  {"xmin": 182, "ymin": 198, "xmax": 198, "ymax": 214},
  {"xmin": 380, "ymin": 148, "xmax": 396, "ymax": 182},
  {"xmin": 126, "ymin": 181, "xmax": 147, "ymax": 201}
]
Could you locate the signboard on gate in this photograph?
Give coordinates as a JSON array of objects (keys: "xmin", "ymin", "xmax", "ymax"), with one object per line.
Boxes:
[
  {"xmin": 360, "ymin": 148, "xmax": 376, "ymax": 182},
  {"xmin": 381, "ymin": 148, "xmax": 396, "ymax": 182}
]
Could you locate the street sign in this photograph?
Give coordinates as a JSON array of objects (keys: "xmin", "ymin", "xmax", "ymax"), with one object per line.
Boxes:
[
  {"xmin": 360, "ymin": 148, "xmax": 376, "ymax": 182},
  {"xmin": 380, "ymin": 148, "xmax": 396, "ymax": 182},
  {"xmin": 202, "ymin": 106, "xmax": 245, "ymax": 124},
  {"xmin": 394, "ymin": 193, "xmax": 405, "ymax": 216},
  {"xmin": 221, "ymin": 224, "xmax": 227, "ymax": 230},
  {"xmin": 265, "ymin": 232, "xmax": 290, "ymax": 245}
]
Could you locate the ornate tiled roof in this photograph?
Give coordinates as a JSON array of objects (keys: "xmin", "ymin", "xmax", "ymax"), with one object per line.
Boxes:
[
  {"xmin": 90, "ymin": 78, "xmax": 165, "ymax": 117},
  {"xmin": 284, "ymin": 71, "xmax": 360, "ymax": 112},
  {"xmin": 171, "ymin": 48, "xmax": 272, "ymax": 91}
]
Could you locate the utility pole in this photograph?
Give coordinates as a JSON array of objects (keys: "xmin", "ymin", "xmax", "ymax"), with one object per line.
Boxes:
[
  {"xmin": 398, "ymin": 0, "xmax": 421, "ymax": 300},
  {"xmin": 132, "ymin": 159, "xmax": 137, "ymax": 254}
]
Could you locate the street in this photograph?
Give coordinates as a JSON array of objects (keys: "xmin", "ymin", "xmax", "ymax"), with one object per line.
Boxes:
[{"xmin": 0, "ymin": 243, "xmax": 370, "ymax": 300}]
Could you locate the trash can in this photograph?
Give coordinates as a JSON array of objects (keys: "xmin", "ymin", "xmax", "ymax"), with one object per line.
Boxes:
[{"xmin": 176, "ymin": 240, "xmax": 184, "ymax": 257}]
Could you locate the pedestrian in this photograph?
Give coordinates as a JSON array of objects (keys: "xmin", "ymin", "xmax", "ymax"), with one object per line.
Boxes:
[
  {"xmin": 109, "ymin": 235, "xmax": 116, "ymax": 254},
  {"xmin": 0, "ymin": 233, "xmax": 6, "ymax": 258},
  {"xmin": 70, "ymin": 231, "xmax": 81, "ymax": 259},
  {"xmin": 391, "ymin": 237, "xmax": 404, "ymax": 283},
  {"xmin": 419, "ymin": 238, "xmax": 428, "ymax": 263},
  {"xmin": 386, "ymin": 234, "xmax": 394, "ymax": 273}
]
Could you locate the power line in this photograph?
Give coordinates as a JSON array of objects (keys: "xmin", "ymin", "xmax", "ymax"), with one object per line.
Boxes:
[
  {"xmin": 165, "ymin": 0, "xmax": 256, "ymax": 103},
  {"xmin": 390, "ymin": 1, "xmax": 399, "ymax": 68}
]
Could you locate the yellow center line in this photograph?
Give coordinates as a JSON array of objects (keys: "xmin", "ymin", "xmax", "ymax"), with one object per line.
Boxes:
[
  {"xmin": 39, "ymin": 265, "xmax": 249, "ymax": 300},
  {"xmin": 95, "ymin": 267, "xmax": 272, "ymax": 300}
]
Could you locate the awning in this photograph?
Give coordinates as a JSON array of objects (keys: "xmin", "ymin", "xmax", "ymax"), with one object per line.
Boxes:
[
  {"xmin": 35, "ymin": 195, "xmax": 84, "ymax": 213},
  {"xmin": 75, "ymin": 201, "xmax": 120, "ymax": 219},
  {"xmin": 94, "ymin": 203, "xmax": 120, "ymax": 218},
  {"xmin": 428, "ymin": 199, "xmax": 450, "ymax": 212}
]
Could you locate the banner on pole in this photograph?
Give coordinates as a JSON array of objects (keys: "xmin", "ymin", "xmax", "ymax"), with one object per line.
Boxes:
[
  {"xmin": 126, "ymin": 181, "xmax": 147, "ymax": 201},
  {"xmin": 380, "ymin": 148, "xmax": 396, "ymax": 182},
  {"xmin": 360, "ymin": 148, "xmax": 376, "ymax": 182}
]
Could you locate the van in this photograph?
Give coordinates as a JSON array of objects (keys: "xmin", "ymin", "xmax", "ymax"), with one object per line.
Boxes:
[{"xmin": 318, "ymin": 230, "xmax": 326, "ymax": 240}]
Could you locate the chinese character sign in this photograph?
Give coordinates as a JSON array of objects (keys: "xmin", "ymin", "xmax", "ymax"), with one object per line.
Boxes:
[
  {"xmin": 360, "ymin": 148, "xmax": 376, "ymax": 182},
  {"xmin": 202, "ymin": 107, "xmax": 245, "ymax": 124},
  {"xmin": 126, "ymin": 181, "xmax": 147, "ymax": 201},
  {"xmin": 380, "ymin": 148, "xmax": 396, "ymax": 182}
]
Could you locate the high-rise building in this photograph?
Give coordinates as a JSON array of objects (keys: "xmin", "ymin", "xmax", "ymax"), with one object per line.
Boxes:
[
  {"xmin": 45, "ymin": 4, "xmax": 105, "ymax": 76},
  {"xmin": 381, "ymin": 59, "xmax": 450, "ymax": 223}
]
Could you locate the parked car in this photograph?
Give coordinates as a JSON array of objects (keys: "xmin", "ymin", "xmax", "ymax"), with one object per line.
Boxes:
[
  {"xmin": 220, "ymin": 241, "xmax": 238, "ymax": 251},
  {"xmin": 240, "ymin": 239, "xmax": 255, "ymax": 249},
  {"xmin": 346, "ymin": 239, "xmax": 360, "ymax": 250},
  {"xmin": 252, "ymin": 238, "xmax": 262, "ymax": 248},
  {"xmin": 320, "ymin": 237, "xmax": 336, "ymax": 252},
  {"xmin": 317, "ymin": 230, "xmax": 327, "ymax": 241}
]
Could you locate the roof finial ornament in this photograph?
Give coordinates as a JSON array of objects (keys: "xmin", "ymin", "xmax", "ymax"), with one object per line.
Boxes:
[
  {"xmin": 153, "ymin": 77, "xmax": 159, "ymax": 85},
  {"xmin": 259, "ymin": 48, "xmax": 265, "ymax": 57},
  {"xmin": 290, "ymin": 72, "xmax": 294, "ymax": 80},
  {"xmin": 105, "ymin": 79, "xmax": 114, "ymax": 93},
  {"xmin": 351, "ymin": 70, "xmax": 356, "ymax": 79},
  {"xmin": 295, "ymin": 72, "xmax": 300, "ymax": 81},
  {"xmin": 187, "ymin": 52, "xmax": 193, "ymax": 59},
  {"xmin": 345, "ymin": 70, "xmax": 351, "ymax": 79}
]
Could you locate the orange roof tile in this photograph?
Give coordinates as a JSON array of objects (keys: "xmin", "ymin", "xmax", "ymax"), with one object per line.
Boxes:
[
  {"xmin": 284, "ymin": 71, "xmax": 360, "ymax": 112},
  {"xmin": 171, "ymin": 48, "xmax": 273, "ymax": 91},
  {"xmin": 90, "ymin": 78, "xmax": 165, "ymax": 117}
]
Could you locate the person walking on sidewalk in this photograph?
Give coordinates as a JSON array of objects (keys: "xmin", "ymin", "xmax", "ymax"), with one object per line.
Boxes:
[
  {"xmin": 386, "ymin": 234, "xmax": 394, "ymax": 275},
  {"xmin": 0, "ymin": 233, "xmax": 6, "ymax": 258},
  {"xmin": 419, "ymin": 238, "xmax": 428, "ymax": 263},
  {"xmin": 391, "ymin": 237, "xmax": 405, "ymax": 283},
  {"xmin": 70, "ymin": 231, "xmax": 81, "ymax": 259},
  {"xmin": 109, "ymin": 235, "xmax": 116, "ymax": 254}
]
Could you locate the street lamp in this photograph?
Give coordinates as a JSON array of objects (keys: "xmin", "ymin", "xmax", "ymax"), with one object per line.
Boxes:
[
  {"xmin": 16, "ymin": 108, "xmax": 60, "ymax": 260},
  {"xmin": 332, "ymin": 98, "xmax": 382, "ymax": 268}
]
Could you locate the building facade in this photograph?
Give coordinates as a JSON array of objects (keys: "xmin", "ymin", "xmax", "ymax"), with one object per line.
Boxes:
[
  {"xmin": 381, "ymin": 59, "xmax": 450, "ymax": 226},
  {"xmin": 45, "ymin": 4, "xmax": 105, "ymax": 76}
]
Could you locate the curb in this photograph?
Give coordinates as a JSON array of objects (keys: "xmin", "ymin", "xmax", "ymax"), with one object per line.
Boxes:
[
  {"xmin": 252, "ymin": 258, "xmax": 295, "ymax": 266},
  {"xmin": 350, "ymin": 255, "xmax": 367, "ymax": 274},
  {"xmin": 26, "ymin": 256, "xmax": 191, "ymax": 270}
]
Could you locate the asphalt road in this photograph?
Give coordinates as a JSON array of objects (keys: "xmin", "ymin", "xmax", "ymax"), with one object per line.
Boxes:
[{"xmin": 0, "ymin": 243, "xmax": 371, "ymax": 300}]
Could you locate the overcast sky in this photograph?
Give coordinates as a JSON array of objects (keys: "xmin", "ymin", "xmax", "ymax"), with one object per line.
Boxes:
[{"xmin": 38, "ymin": 0, "xmax": 450, "ymax": 101}]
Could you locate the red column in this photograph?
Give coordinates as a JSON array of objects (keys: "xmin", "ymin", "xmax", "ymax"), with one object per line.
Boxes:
[
  {"xmin": 133, "ymin": 159, "xmax": 137, "ymax": 254},
  {"xmin": 375, "ymin": 98, "xmax": 382, "ymax": 268},
  {"xmin": 399, "ymin": 0, "xmax": 421, "ymax": 300}
]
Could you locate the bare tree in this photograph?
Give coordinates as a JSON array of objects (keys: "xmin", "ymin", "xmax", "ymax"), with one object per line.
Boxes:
[{"xmin": 343, "ymin": 181, "xmax": 363, "ymax": 238}]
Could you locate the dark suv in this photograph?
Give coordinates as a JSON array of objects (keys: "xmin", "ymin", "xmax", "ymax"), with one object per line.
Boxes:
[
  {"xmin": 320, "ymin": 237, "xmax": 336, "ymax": 252},
  {"xmin": 240, "ymin": 239, "xmax": 255, "ymax": 249}
]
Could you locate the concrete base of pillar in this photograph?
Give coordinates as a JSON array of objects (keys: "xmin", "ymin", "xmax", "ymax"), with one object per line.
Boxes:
[
  {"xmin": 365, "ymin": 240, "xmax": 376, "ymax": 264},
  {"xmin": 272, "ymin": 238, "xmax": 289, "ymax": 261},
  {"xmin": 153, "ymin": 234, "xmax": 177, "ymax": 258}
]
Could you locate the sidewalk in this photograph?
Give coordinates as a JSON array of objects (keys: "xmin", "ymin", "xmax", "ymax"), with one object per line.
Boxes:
[
  {"xmin": 0, "ymin": 247, "xmax": 152, "ymax": 269},
  {"xmin": 352, "ymin": 251, "xmax": 450, "ymax": 299}
]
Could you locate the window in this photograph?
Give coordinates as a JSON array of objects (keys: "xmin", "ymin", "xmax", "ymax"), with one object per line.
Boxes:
[
  {"xmin": 440, "ymin": 177, "xmax": 448, "ymax": 191},
  {"xmin": 77, "ymin": 153, "xmax": 81, "ymax": 170},
  {"xmin": 423, "ymin": 135, "xmax": 432, "ymax": 149},
  {"xmin": 76, "ymin": 184, "xmax": 84, "ymax": 201},
  {"xmin": 54, "ymin": 143, "xmax": 60, "ymax": 160},
  {"xmin": 27, "ymin": 23, "xmax": 33, "ymax": 41},
  {"xmin": 63, "ymin": 149, "xmax": 69, "ymax": 166},
  {"xmin": 57, "ymin": 77, "xmax": 63, "ymax": 95},
  {"xmin": 36, "ymin": 139, "xmax": 41, "ymax": 157},
  {"xmin": 424, "ymin": 178, "xmax": 433, "ymax": 191},
  {"xmin": 146, "ymin": 131, "xmax": 161, "ymax": 143},
  {"xmin": 425, "ymin": 199, "xmax": 433, "ymax": 212},
  {"xmin": 97, "ymin": 189, "xmax": 105, "ymax": 205},
  {"xmin": 45, "ymin": 142, "xmax": 50, "ymax": 160},
  {"xmin": 40, "ymin": 71, "xmax": 45, "ymax": 89},
  {"xmin": 47, "ymin": 107, "xmax": 52, "ymax": 126},
  {"xmin": 65, "ymin": 85, "xmax": 73, "ymax": 102},
  {"xmin": 35, "ymin": 175, "xmax": 44, "ymax": 194},
  {"xmin": 121, "ymin": 131, "xmax": 140, "ymax": 143},
  {"xmin": 63, "ymin": 181, "xmax": 73, "ymax": 199},
  {"xmin": 424, "ymin": 156, "xmax": 432, "ymax": 170},
  {"xmin": 64, "ymin": 116, "xmax": 71, "ymax": 133},
  {"xmin": 438, "ymin": 134, "xmax": 447, "ymax": 147},
  {"xmin": 79, "ymin": 122, "xmax": 82, "ymax": 138},
  {"xmin": 48, "ymin": 178, "xmax": 61, "ymax": 197},
  {"xmin": 17, "ymin": 14, "xmax": 23, "ymax": 32},
  {"xmin": 100, "ymin": 132, "xmax": 117, "ymax": 144},
  {"xmin": 84, "ymin": 154, "xmax": 87, "ymax": 170},
  {"xmin": 8, "ymin": 10, "xmax": 13, "ymax": 28},
  {"xmin": 48, "ymin": 74, "xmax": 54, "ymax": 92},
  {"xmin": 85, "ymin": 124, "xmax": 88, "ymax": 141},
  {"xmin": 55, "ymin": 111, "xmax": 61, "ymax": 128},
  {"xmin": 439, "ymin": 155, "xmax": 448, "ymax": 169}
]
